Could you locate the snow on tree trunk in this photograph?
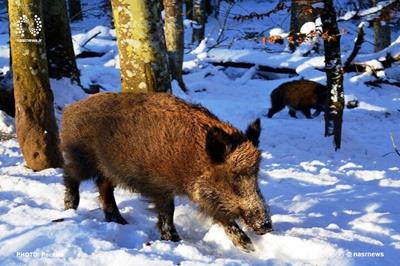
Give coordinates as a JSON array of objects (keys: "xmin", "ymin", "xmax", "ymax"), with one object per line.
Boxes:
[
  {"xmin": 44, "ymin": 0, "xmax": 80, "ymax": 84},
  {"xmin": 192, "ymin": 0, "xmax": 205, "ymax": 44},
  {"xmin": 111, "ymin": 0, "xmax": 171, "ymax": 93},
  {"xmin": 163, "ymin": 0, "xmax": 187, "ymax": 92},
  {"xmin": 68, "ymin": 0, "xmax": 82, "ymax": 21},
  {"xmin": 8, "ymin": 0, "xmax": 61, "ymax": 170},
  {"xmin": 372, "ymin": 0, "xmax": 391, "ymax": 52},
  {"xmin": 289, "ymin": 0, "xmax": 317, "ymax": 51},
  {"xmin": 320, "ymin": 0, "xmax": 345, "ymax": 150}
]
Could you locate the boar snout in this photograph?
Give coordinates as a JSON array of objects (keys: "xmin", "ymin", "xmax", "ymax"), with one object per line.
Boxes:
[
  {"xmin": 253, "ymin": 219, "xmax": 273, "ymax": 235},
  {"xmin": 241, "ymin": 207, "xmax": 273, "ymax": 235}
]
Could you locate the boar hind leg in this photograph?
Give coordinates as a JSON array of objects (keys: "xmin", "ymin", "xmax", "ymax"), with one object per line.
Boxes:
[
  {"xmin": 267, "ymin": 104, "xmax": 285, "ymax": 118},
  {"xmin": 219, "ymin": 220, "xmax": 255, "ymax": 252},
  {"xmin": 301, "ymin": 108, "xmax": 312, "ymax": 119},
  {"xmin": 96, "ymin": 177, "xmax": 128, "ymax": 225},
  {"xmin": 156, "ymin": 198, "xmax": 181, "ymax": 242},
  {"xmin": 64, "ymin": 173, "xmax": 80, "ymax": 210},
  {"xmin": 288, "ymin": 108, "xmax": 297, "ymax": 118}
]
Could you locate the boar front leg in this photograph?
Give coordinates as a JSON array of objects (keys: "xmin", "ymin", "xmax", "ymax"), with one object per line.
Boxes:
[
  {"xmin": 64, "ymin": 172, "xmax": 80, "ymax": 210},
  {"xmin": 155, "ymin": 198, "xmax": 181, "ymax": 242},
  {"xmin": 96, "ymin": 177, "xmax": 128, "ymax": 225},
  {"xmin": 217, "ymin": 219, "xmax": 255, "ymax": 252}
]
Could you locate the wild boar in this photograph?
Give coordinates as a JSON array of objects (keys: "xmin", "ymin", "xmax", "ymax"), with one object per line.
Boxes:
[
  {"xmin": 60, "ymin": 92, "xmax": 272, "ymax": 252},
  {"xmin": 267, "ymin": 80, "xmax": 327, "ymax": 119}
]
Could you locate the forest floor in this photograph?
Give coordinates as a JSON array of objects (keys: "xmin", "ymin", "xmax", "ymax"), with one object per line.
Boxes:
[{"xmin": 1, "ymin": 1, "xmax": 400, "ymax": 265}]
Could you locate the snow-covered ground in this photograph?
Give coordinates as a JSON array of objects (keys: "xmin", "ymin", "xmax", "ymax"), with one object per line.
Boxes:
[{"xmin": 1, "ymin": 1, "xmax": 399, "ymax": 265}]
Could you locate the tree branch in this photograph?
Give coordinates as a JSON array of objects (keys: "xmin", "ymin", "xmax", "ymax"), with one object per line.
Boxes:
[
  {"xmin": 343, "ymin": 23, "xmax": 364, "ymax": 71},
  {"xmin": 337, "ymin": 0, "xmax": 399, "ymax": 21}
]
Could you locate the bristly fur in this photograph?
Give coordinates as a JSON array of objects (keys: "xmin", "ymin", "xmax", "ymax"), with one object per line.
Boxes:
[
  {"xmin": 60, "ymin": 92, "xmax": 271, "ymax": 251},
  {"xmin": 267, "ymin": 80, "xmax": 327, "ymax": 119}
]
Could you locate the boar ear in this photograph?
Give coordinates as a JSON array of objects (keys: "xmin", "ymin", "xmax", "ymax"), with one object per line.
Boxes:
[
  {"xmin": 246, "ymin": 118, "xmax": 261, "ymax": 147},
  {"xmin": 206, "ymin": 127, "xmax": 233, "ymax": 163}
]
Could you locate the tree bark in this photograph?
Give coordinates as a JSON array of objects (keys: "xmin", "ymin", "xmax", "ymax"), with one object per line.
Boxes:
[
  {"xmin": 185, "ymin": 0, "xmax": 193, "ymax": 19},
  {"xmin": 8, "ymin": 0, "xmax": 62, "ymax": 170},
  {"xmin": 111, "ymin": 0, "xmax": 171, "ymax": 93},
  {"xmin": 68, "ymin": 0, "xmax": 82, "ymax": 21},
  {"xmin": 373, "ymin": 20, "xmax": 391, "ymax": 52},
  {"xmin": 44, "ymin": 0, "xmax": 80, "ymax": 83},
  {"xmin": 163, "ymin": 0, "xmax": 187, "ymax": 92},
  {"xmin": 320, "ymin": 0, "xmax": 345, "ymax": 150},
  {"xmin": 192, "ymin": 0, "xmax": 205, "ymax": 44},
  {"xmin": 289, "ymin": 0, "xmax": 316, "ymax": 51}
]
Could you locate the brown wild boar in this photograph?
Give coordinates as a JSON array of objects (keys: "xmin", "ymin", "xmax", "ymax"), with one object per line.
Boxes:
[
  {"xmin": 60, "ymin": 92, "xmax": 272, "ymax": 252},
  {"xmin": 267, "ymin": 80, "xmax": 327, "ymax": 119}
]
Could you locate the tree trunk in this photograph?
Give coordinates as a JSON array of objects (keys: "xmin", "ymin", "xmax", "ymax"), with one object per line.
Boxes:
[
  {"xmin": 111, "ymin": 0, "xmax": 171, "ymax": 93},
  {"xmin": 44, "ymin": 0, "xmax": 80, "ymax": 83},
  {"xmin": 163, "ymin": 0, "xmax": 187, "ymax": 92},
  {"xmin": 320, "ymin": 0, "xmax": 345, "ymax": 150},
  {"xmin": 185, "ymin": 0, "xmax": 193, "ymax": 19},
  {"xmin": 289, "ymin": 0, "xmax": 316, "ymax": 51},
  {"xmin": 68, "ymin": 0, "xmax": 82, "ymax": 21},
  {"xmin": 8, "ymin": 0, "xmax": 62, "ymax": 170},
  {"xmin": 372, "ymin": 0, "xmax": 391, "ymax": 52},
  {"xmin": 192, "ymin": 0, "xmax": 205, "ymax": 44}
]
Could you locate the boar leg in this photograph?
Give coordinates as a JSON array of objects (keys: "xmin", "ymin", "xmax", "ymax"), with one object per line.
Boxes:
[
  {"xmin": 312, "ymin": 109, "xmax": 321, "ymax": 118},
  {"xmin": 155, "ymin": 198, "xmax": 181, "ymax": 242},
  {"xmin": 301, "ymin": 108, "xmax": 312, "ymax": 119},
  {"xmin": 218, "ymin": 219, "xmax": 255, "ymax": 252},
  {"xmin": 64, "ymin": 173, "xmax": 80, "ymax": 210},
  {"xmin": 96, "ymin": 177, "xmax": 128, "ymax": 225},
  {"xmin": 267, "ymin": 104, "xmax": 285, "ymax": 118},
  {"xmin": 288, "ymin": 109, "xmax": 297, "ymax": 118}
]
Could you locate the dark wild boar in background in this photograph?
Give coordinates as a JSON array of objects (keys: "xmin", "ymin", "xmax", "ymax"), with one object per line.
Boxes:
[
  {"xmin": 267, "ymin": 80, "xmax": 327, "ymax": 119},
  {"xmin": 60, "ymin": 92, "xmax": 272, "ymax": 252}
]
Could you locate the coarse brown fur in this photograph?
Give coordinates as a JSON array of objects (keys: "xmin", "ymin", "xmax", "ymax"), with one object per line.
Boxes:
[
  {"xmin": 60, "ymin": 92, "xmax": 272, "ymax": 252},
  {"xmin": 267, "ymin": 80, "xmax": 327, "ymax": 119}
]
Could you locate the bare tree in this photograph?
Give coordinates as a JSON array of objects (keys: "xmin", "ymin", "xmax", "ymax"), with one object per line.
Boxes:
[
  {"xmin": 111, "ymin": 0, "xmax": 171, "ymax": 92},
  {"xmin": 185, "ymin": 0, "xmax": 193, "ymax": 19},
  {"xmin": 372, "ymin": 0, "xmax": 391, "ymax": 52},
  {"xmin": 319, "ymin": 0, "xmax": 345, "ymax": 150},
  {"xmin": 8, "ymin": 0, "xmax": 61, "ymax": 170},
  {"xmin": 164, "ymin": 0, "xmax": 187, "ymax": 92},
  {"xmin": 44, "ymin": 0, "xmax": 80, "ymax": 83},
  {"xmin": 192, "ymin": 0, "xmax": 205, "ymax": 44}
]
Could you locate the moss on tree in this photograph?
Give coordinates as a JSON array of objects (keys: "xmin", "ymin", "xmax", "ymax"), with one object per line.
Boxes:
[
  {"xmin": 111, "ymin": 0, "xmax": 171, "ymax": 93},
  {"xmin": 8, "ymin": 0, "xmax": 61, "ymax": 170}
]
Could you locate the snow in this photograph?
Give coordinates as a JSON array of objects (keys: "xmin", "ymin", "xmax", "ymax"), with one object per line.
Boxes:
[
  {"xmin": 269, "ymin": 27, "xmax": 285, "ymax": 37},
  {"xmin": 300, "ymin": 22, "xmax": 316, "ymax": 35},
  {"xmin": 1, "ymin": 0, "xmax": 400, "ymax": 265},
  {"xmin": 0, "ymin": 111, "xmax": 15, "ymax": 135}
]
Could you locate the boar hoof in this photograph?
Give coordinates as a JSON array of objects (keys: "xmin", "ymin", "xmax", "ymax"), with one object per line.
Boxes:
[
  {"xmin": 64, "ymin": 195, "xmax": 79, "ymax": 210},
  {"xmin": 105, "ymin": 212, "xmax": 128, "ymax": 225},
  {"xmin": 160, "ymin": 231, "xmax": 181, "ymax": 242},
  {"xmin": 234, "ymin": 234, "xmax": 255, "ymax": 253}
]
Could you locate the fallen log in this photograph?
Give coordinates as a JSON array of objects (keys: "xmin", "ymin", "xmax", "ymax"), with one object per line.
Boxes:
[{"xmin": 209, "ymin": 61, "xmax": 298, "ymax": 75}]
